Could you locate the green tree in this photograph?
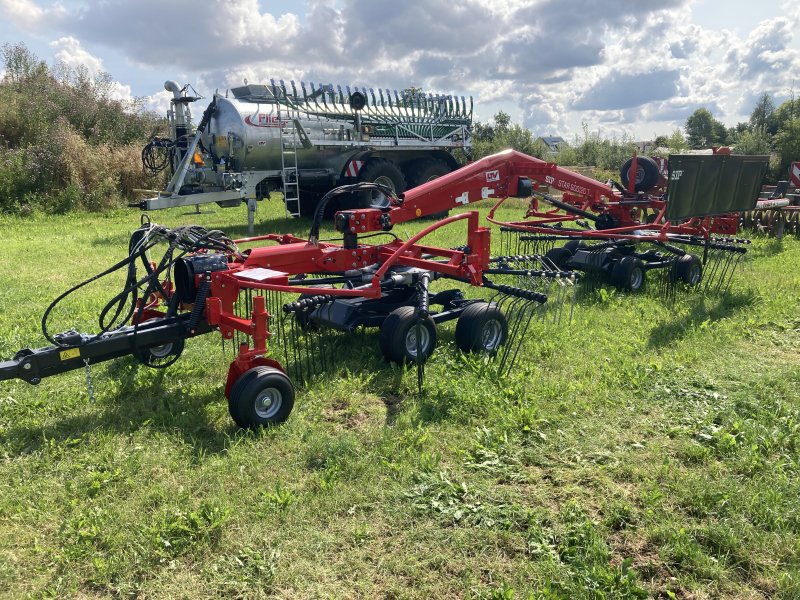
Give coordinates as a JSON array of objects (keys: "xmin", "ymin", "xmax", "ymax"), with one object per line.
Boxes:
[
  {"xmin": 772, "ymin": 94, "xmax": 799, "ymax": 133},
  {"xmin": 666, "ymin": 128, "xmax": 687, "ymax": 152},
  {"xmin": 494, "ymin": 110, "xmax": 511, "ymax": 132},
  {"xmin": 774, "ymin": 117, "xmax": 800, "ymax": 176},
  {"xmin": 685, "ymin": 108, "xmax": 728, "ymax": 148},
  {"xmin": 734, "ymin": 127, "xmax": 771, "ymax": 155},
  {"xmin": 472, "ymin": 111, "xmax": 546, "ymax": 159},
  {"xmin": 749, "ymin": 93, "xmax": 776, "ymax": 135}
]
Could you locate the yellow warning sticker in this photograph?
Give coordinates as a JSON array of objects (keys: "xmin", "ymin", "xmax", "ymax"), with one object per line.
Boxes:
[{"xmin": 60, "ymin": 348, "xmax": 80, "ymax": 361}]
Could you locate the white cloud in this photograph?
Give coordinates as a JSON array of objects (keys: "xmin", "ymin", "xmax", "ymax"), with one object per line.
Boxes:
[
  {"xmin": 144, "ymin": 89, "xmax": 172, "ymax": 115},
  {"xmin": 3, "ymin": 0, "xmax": 800, "ymax": 138},
  {"xmin": 1, "ymin": 0, "xmax": 43, "ymax": 27},
  {"xmin": 49, "ymin": 36, "xmax": 103, "ymax": 74},
  {"xmin": 0, "ymin": 0, "xmax": 64, "ymax": 29}
]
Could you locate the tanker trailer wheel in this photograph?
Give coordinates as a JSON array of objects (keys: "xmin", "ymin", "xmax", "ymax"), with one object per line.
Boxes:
[
  {"xmin": 609, "ymin": 256, "xmax": 646, "ymax": 291},
  {"xmin": 670, "ymin": 254, "xmax": 702, "ymax": 286},
  {"xmin": 379, "ymin": 306, "xmax": 437, "ymax": 364},
  {"xmin": 357, "ymin": 158, "xmax": 407, "ymax": 208},
  {"xmin": 620, "ymin": 156, "xmax": 660, "ymax": 192},
  {"xmin": 405, "ymin": 158, "xmax": 452, "ymax": 218},
  {"xmin": 228, "ymin": 366, "xmax": 295, "ymax": 429},
  {"xmin": 455, "ymin": 302, "xmax": 508, "ymax": 354}
]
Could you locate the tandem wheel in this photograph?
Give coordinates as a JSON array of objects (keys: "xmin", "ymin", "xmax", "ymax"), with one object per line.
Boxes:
[
  {"xmin": 455, "ymin": 301, "xmax": 508, "ymax": 354},
  {"xmin": 610, "ymin": 256, "xmax": 646, "ymax": 291},
  {"xmin": 228, "ymin": 366, "xmax": 295, "ymax": 429},
  {"xmin": 379, "ymin": 306, "xmax": 437, "ymax": 364},
  {"xmin": 671, "ymin": 254, "xmax": 702, "ymax": 286}
]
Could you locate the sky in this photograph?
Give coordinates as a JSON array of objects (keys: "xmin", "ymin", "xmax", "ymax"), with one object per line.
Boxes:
[{"xmin": 1, "ymin": 0, "xmax": 799, "ymax": 141}]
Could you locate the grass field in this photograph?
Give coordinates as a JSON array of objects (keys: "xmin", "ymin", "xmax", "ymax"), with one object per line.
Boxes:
[{"xmin": 0, "ymin": 198, "xmax": 798, "ymax": 599}]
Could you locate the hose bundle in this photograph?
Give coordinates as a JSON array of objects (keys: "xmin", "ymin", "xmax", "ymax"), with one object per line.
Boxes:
[{"xmin": 41, "ymin": 218, "xmax": 239, "ymax": 348}]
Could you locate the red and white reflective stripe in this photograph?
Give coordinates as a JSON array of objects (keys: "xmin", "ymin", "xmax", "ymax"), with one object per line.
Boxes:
[
  {"xmin": 791, "ymin": 162, "xmax": 800, "ymax": 189},
  {"xmin": 346, "ymin": 160, "xmax": 364, "ymax": 178}
]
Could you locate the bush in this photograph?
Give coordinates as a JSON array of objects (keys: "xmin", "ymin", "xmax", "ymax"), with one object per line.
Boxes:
[{"xmin": 0, "ymin": 42, "xmax": 162, "ymax": 214}]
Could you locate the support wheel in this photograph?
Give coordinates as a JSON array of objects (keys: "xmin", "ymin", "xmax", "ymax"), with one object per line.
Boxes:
[
  {"xmin": 610, "ymin": 256, "xmax": 646, "ymax": 291},
  {"xmin": 455, "ymin": 302, "xmax": 508, "ymax": 354},
  {"xmin": 379, "ymin": 306, "xmax": 437, "ymax": 364},
  {"xmin": 671, "ymin": 254, "xmax": 702, "ymax": 286},
  {"xmin": 228, "ymin": 366, "xmax": 295, "ymax": 429},
  {"xmin": 133, "ymin": 337, "xmax": 184, "ymax": 368}
]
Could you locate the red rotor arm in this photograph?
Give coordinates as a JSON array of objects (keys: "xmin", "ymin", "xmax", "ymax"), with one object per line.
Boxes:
[{"xmin": 333, "ymin": 150, "xmax": 619, "ymax": 236}]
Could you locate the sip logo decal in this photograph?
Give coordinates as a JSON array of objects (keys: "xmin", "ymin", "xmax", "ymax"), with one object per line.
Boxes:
[
  {"xmin": 455, "ymin": 192, "xmax": 470, "ymax": 205},
  {"xmin": 485, "ymin": 170, "xmax": 500, "ymax": 182},
  {"xmin": 670, "ymin": 170, "xmax": 684, "ymax": 181},
  {"xmin": 481, "ymin": 187, "xmax": 495, "ymax": 199}
]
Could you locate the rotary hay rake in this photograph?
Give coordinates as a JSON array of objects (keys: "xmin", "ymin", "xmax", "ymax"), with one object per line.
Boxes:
[
  {"xmin": 2, "ymin": 151, "xmax": 584, "ymax": 428},
  {"xmin": 489, "ymin": 151, "xmax": 768, "ymax": 298}
]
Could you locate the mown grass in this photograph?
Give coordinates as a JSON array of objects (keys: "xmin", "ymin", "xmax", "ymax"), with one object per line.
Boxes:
[{"xmin": 0, "ymin": 199, "xmax": 798, "ymax": 598}]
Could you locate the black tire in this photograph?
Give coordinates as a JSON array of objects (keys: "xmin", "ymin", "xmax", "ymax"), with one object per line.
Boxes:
[
  {"xmin": 227, "ymin": 367, "xmax": 262, "ymax": 428},
  {"xmin": 378, "ymin": 306, "xmax": 437, "ymax": 364},
  {"xmin": 405, "ymin": 159, "xmax": 452, "ymax": 219},
  {"xmin": 228, "ymin": 366, "xmax": 295, "ymax": 429},
  {"xmin": 357, "ymin": 158, "xmax": 407, "ymax": 209},
  {"xmin": 455, "ymin": 302, "xmax": 508, "ymax": 354},
  {"xmin": 544, "ymin": 247, "xmax": 572, "ymax": 269},
  {"xmin": 609, "ymin": 256, "xmax": 646, "ymax": 291},
  {"xmin": 671, "ymin": 254, "xmax": 702, "ymax": 286},
  {"xmin": 298, "ymin": 189, "xmax": 325, "ymax": 218},
  {"xmin": 620, "ymin": 156, "xmax": 660, "ymax": 192}
]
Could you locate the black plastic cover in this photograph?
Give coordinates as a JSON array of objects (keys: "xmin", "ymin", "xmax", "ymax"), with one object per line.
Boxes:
[{"xmin": 665, "ymin": 154, "xmax": 768, "ymax": 221}]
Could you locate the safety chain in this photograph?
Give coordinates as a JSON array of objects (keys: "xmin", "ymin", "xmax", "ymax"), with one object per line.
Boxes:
[{"xmin": 83, "ymin": 358, "xmax": 95, "ymax": 402}]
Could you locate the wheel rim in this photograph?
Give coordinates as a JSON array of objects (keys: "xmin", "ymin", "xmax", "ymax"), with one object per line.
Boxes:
[
  {"xmin": 630, "ymin": 267, "xmax": 644, "ymax": 290},
  {"xmin": 148, "ymin": 343, "xmax": 174, "ymax": 359},
  {"xmin": 688, "ymin": 263, "xmax": 701, "ymax": 285},
  {"xmin": 635, "ymin": 166, "xmax": 645, "ymax": 184},
  {"xmin": 254, "ymin": 387, "xmax": 283, "ymax": 420},
  {"xmin": 405, "ymin": 324, "xmax": 431, "ymax": 358},
  {"xmin": 480, "ymin": 319, "xmax": 504, "ymax": 351}
]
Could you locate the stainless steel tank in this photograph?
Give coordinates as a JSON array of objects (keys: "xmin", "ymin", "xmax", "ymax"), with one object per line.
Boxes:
[{"xmin": 204, "ymin": 95, "xmax": 355, "ymax": 179}]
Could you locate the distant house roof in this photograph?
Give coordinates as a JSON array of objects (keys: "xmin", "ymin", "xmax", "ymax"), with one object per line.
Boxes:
[{"xmin": 538, "ymin": 136, "xmax": 566, "ymax": 152}]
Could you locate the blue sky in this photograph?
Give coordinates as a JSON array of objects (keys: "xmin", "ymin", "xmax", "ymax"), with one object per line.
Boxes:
[{"xmin": 2, "ymin": 0, "xmax": 798, "ymax": 140}]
